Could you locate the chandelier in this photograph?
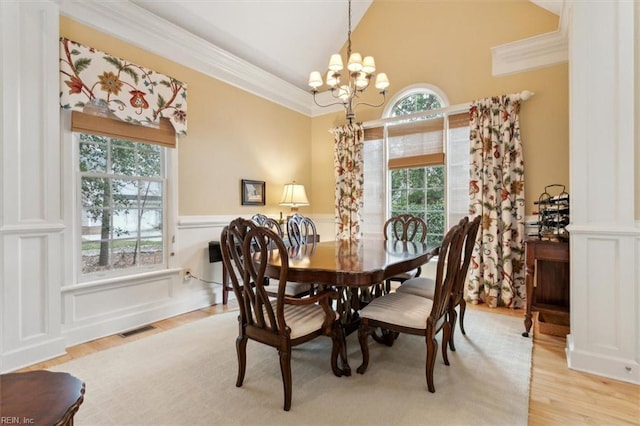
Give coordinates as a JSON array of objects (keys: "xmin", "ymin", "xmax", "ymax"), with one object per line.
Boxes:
[{"xmin": 307, "ymin": 0, "xmax": 389, "ymax": 124}]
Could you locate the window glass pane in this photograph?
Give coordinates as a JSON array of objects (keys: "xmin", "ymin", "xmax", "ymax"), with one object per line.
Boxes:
[
  {"xmin": 139, "ymin": 181, "xmax": 163, "ymax": 209},
  {"xmin": 112, "ymin": 208, "xmax": 138, "ymax": 238},
  {"xmin": 407, "ymin": 168, "xmax": 425, "ymax": 188},
  {"xmin": 81, "ymin": 177, "xmax": 109, "ymax": 208},
  {"xmin": 138, "ymin": 144, "xmax": 162, "ymax": 177},
  {"xmin": 140, "ymin": 209, "xmax": 162, "ymax": 235},
  {"xmin": 140, "ymin": 236, "xmax": 164, "ymax": 266},
  {"xmin": 112, "ymin": 179, "xmax": 139, "ymax": 210},
  {"xmin": 391, "ymin": 93, "xmax": 442, "ymax": 117},
  {"xmin": 391, "ymin": 169, "xmax": 406, "ymax": 190},
  {"xmin": 78, "ymin": 131, "xmax": 165, "ymax": 278},
  {"xmin": 111, "ymin": 239, "xmax": 140, "ymax": 271},
  {"xmin": 79, "ymin": 137, "xmax": 107, "ymax": 173}
]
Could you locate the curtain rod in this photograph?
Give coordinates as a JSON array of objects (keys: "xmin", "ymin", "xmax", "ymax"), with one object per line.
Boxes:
[{"xmin": 361, "ymin": 90, "xmax": 534, "ymax": 130}]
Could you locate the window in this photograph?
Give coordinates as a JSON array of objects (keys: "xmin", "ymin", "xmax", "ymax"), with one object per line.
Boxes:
[
  {"xmin": 362, "ymin": 85, "xmax": 469, "ymax": 247},
  {"xmin": 73, "ymin": 112, "xmax": 170, "ymax": 278}
]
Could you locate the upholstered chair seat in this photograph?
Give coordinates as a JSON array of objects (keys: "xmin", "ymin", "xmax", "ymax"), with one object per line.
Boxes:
[{"xmin": 395, "ymin": 276, "xmax": 436, "ymax": 299}]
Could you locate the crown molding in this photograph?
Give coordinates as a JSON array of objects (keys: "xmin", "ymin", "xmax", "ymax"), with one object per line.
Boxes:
[
  {"xmin": 492, "ymin": 0, "xmax": 569, "ymax": 76},
  {"xmin": 58, "ymin": 0, "xmax": 314, "ymax": 116}
]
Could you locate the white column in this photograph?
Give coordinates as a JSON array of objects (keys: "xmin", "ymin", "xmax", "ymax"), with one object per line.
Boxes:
[
  {"xmin": 566, "ymin": 0, "xmax": 639, "ymax": 384},
  {"xmin": 0, "ymin": 0, "xmax": 64, "ymax": 372}
]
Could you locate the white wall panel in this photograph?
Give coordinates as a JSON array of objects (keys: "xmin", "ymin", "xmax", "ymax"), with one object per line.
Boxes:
[
  {"xmin": 584, "ymin": 238, "xmax": 618, "ymax": 348},
  {"xmin": 18, "ymin": 235, "xmax": 48, "ymax": 338},
  {"xmin": 567, "ymin": 0, "xmax": 638, "ymax": 385},
  {"xmin": 1, "ymin": 0, "xmax": 65, "ymax": 373},
  {"xmin": 71, "ymin": 279, "xmax": 172, "ymax": 321}
]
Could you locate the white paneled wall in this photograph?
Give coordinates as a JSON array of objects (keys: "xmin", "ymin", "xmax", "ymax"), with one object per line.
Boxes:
[
  {"xmin": 566, "ymin": 0, "xmax": 639, "ymax": 384},
  {"xmin": 1, "ymin": 0, "xmax": 66, "ymax": 371}
]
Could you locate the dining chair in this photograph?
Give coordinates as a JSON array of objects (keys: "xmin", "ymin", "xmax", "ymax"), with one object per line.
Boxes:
[
  {"xmin": 396, "ymin": 215, "xmax": 481, "ymax": 351},
  {"xmin": 251, "ymin": 213, "xmax": 312, "ymax": 298},
  {"xmin": 251, "ymin": 213, "xmax": 284, "ymax": 236},
  {"xmin": 286, "ymin": 212, "xmax": 318, "ymax": 246},
  {"xmin": 356, "ymin": 221, "xmax": 466, "ymax": 393},
  {"xmin": 382, "ymin": 214, "xmax": 428, "ymax": 294},
  {"xmin": 220, "ymin": 218, "xmax": 345, "ymax": 411},
  {"xmin": 283, "ymin": 213, "xmax": 319, "ymax": 296}
]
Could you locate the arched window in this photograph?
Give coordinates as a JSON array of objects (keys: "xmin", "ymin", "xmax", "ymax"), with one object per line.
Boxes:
[{"xmin": 362, "ymin": 84, "xmax": 468, "ymax": 247}]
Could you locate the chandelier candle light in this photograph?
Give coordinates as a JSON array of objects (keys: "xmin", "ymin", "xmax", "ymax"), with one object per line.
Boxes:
[{"xmin": 308, "ymin": 0, "xmax": 389, "ymax": 124}]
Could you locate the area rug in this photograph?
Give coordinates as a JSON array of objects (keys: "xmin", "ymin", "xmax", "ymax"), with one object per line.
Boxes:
[{"xmin": 50, "ymin": 308, "xmax": 532, "ymax": 425}]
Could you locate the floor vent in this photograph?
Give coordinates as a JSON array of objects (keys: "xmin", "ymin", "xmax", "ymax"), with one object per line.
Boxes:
[{"xmin": 119, "ymin": 325, "xmax": 156, "ymax": 338}]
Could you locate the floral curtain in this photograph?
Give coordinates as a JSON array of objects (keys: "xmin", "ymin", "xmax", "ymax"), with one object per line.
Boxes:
[
  {"xmin": 332, "ymin": 123, "xmax": 364, "ymax": 240},
  {"xmin": 59, "ymin": 38, "xmax": 187, "ymax": 135},
  {"xmin": 467, "ymin": 94, "xmax": 526, "ymax": 308}
]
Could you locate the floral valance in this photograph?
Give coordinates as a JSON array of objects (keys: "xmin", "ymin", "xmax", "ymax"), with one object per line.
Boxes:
[{"xmin": 59, "ymin": 37, "xmax": 187, "ymax": 135}]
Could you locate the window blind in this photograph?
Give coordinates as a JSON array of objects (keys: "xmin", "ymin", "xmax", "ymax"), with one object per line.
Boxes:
[{"xmin": 71, "ymin": 111, "xmax": 176, "ymax": 148}]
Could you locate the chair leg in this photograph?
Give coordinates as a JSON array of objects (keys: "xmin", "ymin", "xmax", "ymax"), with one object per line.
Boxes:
[
  {"xmin": 425, "ymin": 334, "xmax": 438, "ymax": 393},
  {"xmin": 441, "ymin": 322, "xmax": 451, "ymax": 366},
  {"xmin": 459, "ymin": 299, "xmax": 467, "ymax": 335},
  {"xmin": 448, "ymin": 306, "xmax": 458, "ymax": 352},
  {"xmin": 356, "ymin": 322, "xmax": 371, "ymax": 374},
  {"xmin": 235, "ymin": 335, "xmax": 247, "ymax": 387},
  {"xmin": 278, "ymin": 345, "xmax": 292, "ymax": 411}
]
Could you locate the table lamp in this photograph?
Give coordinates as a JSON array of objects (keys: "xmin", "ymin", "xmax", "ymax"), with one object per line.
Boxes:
[{"xmin": 279, "ymin": 181, "xmax": 309, "ymax": 216}]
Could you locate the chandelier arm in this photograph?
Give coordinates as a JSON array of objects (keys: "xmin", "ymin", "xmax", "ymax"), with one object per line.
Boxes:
[
  {"xmin": 353, "ymin": 93, "xmax": 388, "ymax": 110},
  {"xmin": 311, "ymin": 91, "xmax": 348, "ymax": 109}
]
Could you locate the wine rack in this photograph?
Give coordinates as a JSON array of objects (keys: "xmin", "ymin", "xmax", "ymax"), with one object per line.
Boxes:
[{"xmin": 534, "ymin": 184, "xmax": 569, "ymax": 241}]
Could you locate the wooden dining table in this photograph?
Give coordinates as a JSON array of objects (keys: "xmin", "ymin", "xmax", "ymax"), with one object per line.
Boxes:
[{"xmin": 261, "ymin": 238, "xmax": 437, "ymax": 374}]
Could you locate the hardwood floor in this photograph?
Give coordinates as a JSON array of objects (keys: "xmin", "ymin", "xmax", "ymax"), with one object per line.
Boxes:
[{"xmin": 19, "ymin": 302, "xmax": 640, "ymax": 425}]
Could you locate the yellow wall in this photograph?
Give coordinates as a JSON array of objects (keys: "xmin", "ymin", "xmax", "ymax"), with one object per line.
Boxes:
[
  {"xmin": 63, "ymin": 0, "xmax": 570, "ymax": 220},
  {"xmin": 60, "ymin": 17, "xmax": 312, "ymax": 217},
  {"xmin": 311, "ymin": 0, "xmax": 569, "ymax": 217}
]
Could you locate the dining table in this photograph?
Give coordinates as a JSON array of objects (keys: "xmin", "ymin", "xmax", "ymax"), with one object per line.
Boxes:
[{"xmin": 261, "ymin": 237, "xmax": 437, "ymax": 375}]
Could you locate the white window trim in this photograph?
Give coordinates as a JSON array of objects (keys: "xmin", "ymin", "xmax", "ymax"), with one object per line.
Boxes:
[
  {"xmin": 382, "ymin": 83, "xmax": 451, "ymax": 118},
  {"xmin": 60, "ymin": 110, "xmax": 178, "ymax": 288}
]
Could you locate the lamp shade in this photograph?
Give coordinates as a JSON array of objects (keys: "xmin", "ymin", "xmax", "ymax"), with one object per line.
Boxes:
[{"xmin": 279, "ymin": 183, "xmax": 309, "ymax": 207}]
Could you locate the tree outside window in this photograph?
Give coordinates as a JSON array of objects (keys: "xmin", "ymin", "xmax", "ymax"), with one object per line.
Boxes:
[{"xmin": 79, "ymin": 133, "xmax": 164, "ymax": 275}]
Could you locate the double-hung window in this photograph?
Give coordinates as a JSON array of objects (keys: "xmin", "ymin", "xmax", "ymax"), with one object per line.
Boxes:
[
  {"xmin": 362, "ymin": 88, "xmax": 470, "ymax": 247},
  {"xmin": 72, "ymin": 112, "xmax": 174, "ymax": 279}
]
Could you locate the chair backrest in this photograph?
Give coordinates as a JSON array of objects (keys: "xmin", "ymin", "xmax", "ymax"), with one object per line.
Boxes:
[
  {"xmin": 220, "ymin": 218, "xmax": 289, "ymax": 334},
  {"xmin": 383, "ymin": 214, "xmax": 427, "ymax": 242},
  {"xmin": 428, "ymin": 221, "xmax": 465, "ymax": 328},
  {"xmin": 251, "ymin": 213, "xmax": 284, "ymax": 237},
  {"xmin": 451, "ymin": 215, "xmax": 481, "ymax": 304},
  {"xmin": 286, "ymin": 213, "xmax": 318, "ymax": 247}
]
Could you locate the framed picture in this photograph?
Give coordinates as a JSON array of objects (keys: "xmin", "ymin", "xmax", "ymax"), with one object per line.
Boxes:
[{"xmin": 241, "ymin": 179, "xmax": 265, "ymax": 206}]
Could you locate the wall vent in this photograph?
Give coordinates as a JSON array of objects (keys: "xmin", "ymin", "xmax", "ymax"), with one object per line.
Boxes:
[{"xmin": 119, "ymin": 325, "xmax": 156, "ymax": 338}]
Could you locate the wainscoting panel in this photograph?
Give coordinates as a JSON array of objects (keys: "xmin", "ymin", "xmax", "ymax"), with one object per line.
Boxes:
[
  {"xmin": 70, "ymin": 278, "xmax": 172, "ymax": 321},
  {"xmin": 568, "ymin": 229, "xmax": 639, "ymax": 384},
  {"xmin": 61, "ymin": 270, "xmax": 215, "ymax": 347},
  {"xmin": 0, "ymin": 0, "xmax": 65, "ymax": 373},
  {"xmin": 18, "ymin": 235, "xmax": 48, "ymax": 338},
  {"xmin": 584, "ymin": 237, "xmax": 619, "ymax": 350}
]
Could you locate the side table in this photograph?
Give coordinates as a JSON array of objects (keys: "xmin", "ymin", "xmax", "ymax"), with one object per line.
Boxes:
[
  {"xmin": 0, "ymin": 370, "xmax": 85, "ymax": 426},
  {"xmin": 523, "ymin": 238, "xmax": 570, "ymax": 337}
]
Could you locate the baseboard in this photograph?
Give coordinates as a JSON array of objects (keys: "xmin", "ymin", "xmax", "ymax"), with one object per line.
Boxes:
[
  {"xmin": 566, "ymin": 334, "xmax": 640, "ymax": 385},
  {"xmin": 1, "ymin": 337, "xmax": 66, "ymax": 373}
]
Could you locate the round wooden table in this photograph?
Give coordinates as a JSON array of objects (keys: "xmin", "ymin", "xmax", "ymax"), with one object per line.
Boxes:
[{"xmin": 0, "ymin": 370, "xmax": 85, "ymax": 426}]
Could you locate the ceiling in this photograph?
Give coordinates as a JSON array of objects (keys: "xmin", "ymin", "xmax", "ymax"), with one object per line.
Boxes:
[{"xmin": 130, "ymin": 0, "xmax": 373, "ymax": 91}]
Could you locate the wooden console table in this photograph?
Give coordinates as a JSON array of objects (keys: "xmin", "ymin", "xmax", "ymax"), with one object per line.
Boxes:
[
  {"xmin": 0, "ymin": 370, "xmax": 85, "ymax": 425},
  {"xmin": 523, "ymin": 238, "xmax": 570, "ymax": 337}
]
